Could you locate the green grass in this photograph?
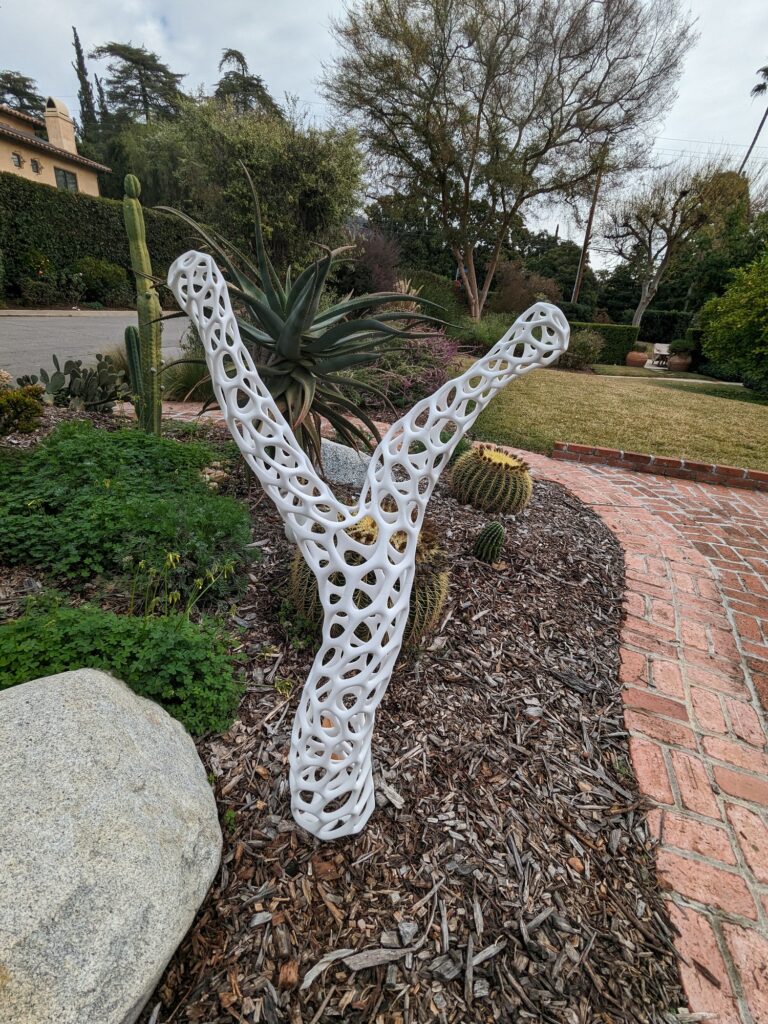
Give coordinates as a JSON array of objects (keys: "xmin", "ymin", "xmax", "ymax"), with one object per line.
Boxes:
[
  {"xmin": 590, "ymin": 364, "xmax": 719, "ymax": 381},
  {"xmin": 472, "ymin": 369, "xmax": 768, "ymax": 471}
]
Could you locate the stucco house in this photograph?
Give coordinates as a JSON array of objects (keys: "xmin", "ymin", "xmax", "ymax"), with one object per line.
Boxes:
[{"xmin": 0, "ymin": 98, "xmax": 110, "ymax": 197}]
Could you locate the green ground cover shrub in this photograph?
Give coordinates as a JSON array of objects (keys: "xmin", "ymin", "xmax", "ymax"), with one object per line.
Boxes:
[
  {"xmin": 0, "ymin": 385, "xmax": 44, "ymax": 435},
  {"xmin": 406, "ymin": 270, "xmax": 464, "ymax": 322},
  {"xmin": 701, "ymin": 249, "xmax": 768, "ymax": 395},
  {"xmin": 568, "ymin": 321, "xmax": 639, "ymax": 364},
  {"xmin": 557, "ymin": 329, "xmax": 604, "ymax": 370},
  {"xmin": 0, "ymin": 422, "xmax": 251, "ymax": 602},
  {"xmin": 0, "ymin": 598, "xmax": 241, "ymax": 734},
  {"xmin": 72, "ymin": 256, "xmax": 133, "ymax": 307}
]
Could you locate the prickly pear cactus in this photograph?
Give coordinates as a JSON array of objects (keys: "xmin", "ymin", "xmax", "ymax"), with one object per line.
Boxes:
[
  {"xmin": 450, "ymin": 445, "xmax": 533, "ymax": 514},
  {"xmin": 473, "ymin": 521, "xmax": 506, "ymax": 563},
  {"xmin": 123, "ymin": 174, "xmax": 162, "ymax": 435}
]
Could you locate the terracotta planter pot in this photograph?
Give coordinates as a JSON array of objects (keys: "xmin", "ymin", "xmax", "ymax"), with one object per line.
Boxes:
[
  {"xmin": 625, "ymin": 350, "xmax": 648, "ymax": 367},
  {"xmin": 667, "ymin": 354, "xmax": 692, "ymax": 372}
]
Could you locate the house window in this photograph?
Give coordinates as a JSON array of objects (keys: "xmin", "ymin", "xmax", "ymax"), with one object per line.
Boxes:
[
  {"xmin": 11, "ymin": 152, "xmax": 23, "ymax": 168},
  {"xmin": 54, "ymin": 167, "xmax": 78, "ymax": 193},
  {"xmin": 30, "ymin": 159, "xmax": 41, "ymax": 174}
]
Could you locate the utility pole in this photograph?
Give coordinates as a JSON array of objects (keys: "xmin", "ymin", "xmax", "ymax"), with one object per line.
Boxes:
[{"xmin": 571, "ymin": 147, "xmax": 607, "ymax": 304}]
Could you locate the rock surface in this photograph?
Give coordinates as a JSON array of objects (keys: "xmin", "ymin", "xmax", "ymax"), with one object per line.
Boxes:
[
  {"xmin": 320, "ymin": 436, "xmax": 371, "ymax": 488},
  {"xmin": 0, "ymin": 669, "xmax": 222, "ymax": 1024}
]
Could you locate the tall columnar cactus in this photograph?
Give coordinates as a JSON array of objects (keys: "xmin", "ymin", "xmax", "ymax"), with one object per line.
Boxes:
[
  {"xmin": 450, "ymin": 445, "xmax": 533, "ymax": 514},
  {"xmin": 473, "ymin": 521, "xmax": 506, "ymax": 564},
  {"xmin": 123, "ymin": 174, "xmax": 162, "ymax": 435}
]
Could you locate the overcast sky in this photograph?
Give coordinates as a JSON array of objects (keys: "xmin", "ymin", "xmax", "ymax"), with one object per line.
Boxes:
[{"xmin": 2, "ymin": 0, "xmax": 768, "ymax": 252}]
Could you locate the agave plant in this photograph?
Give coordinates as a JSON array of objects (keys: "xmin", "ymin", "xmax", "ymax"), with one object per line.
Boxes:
[{"xmin": 160, "ymin": 182, "xmax": 442, "ymax": 464}]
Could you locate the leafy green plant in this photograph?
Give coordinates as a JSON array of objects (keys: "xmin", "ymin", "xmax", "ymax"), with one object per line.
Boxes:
[
  {"xmin": 0, "ymin": 422, "xmax": 252, "ymax": 603},
  {"xmin": 0, "ymin": 386, "xmax": 44, "ymax": 435},
  {"xmin": 162, "ymin": 176, "xmax": 440, "ymax": 462},
  {"xmin": 557, "ymin": 329, "xmax": 604, "ymax": 370},
  {"xmin": 450, "ymin": 445, "xmax": 533, "ymax": 514},
  {"xmin": 20, "ymin": 354, "xmax": 129, "ymax": 412},
  {"xmin": 568, "ymin": 321, "xmax": 640, "ymax": 364},
  {"xmin": 0, "ymin": 596, "xmax": 241, "ymax": 735},
  {"xmin": 72, "ymin": 256, "xmax": 133, "ymax": 307},
  {"xmin": 473, "ymin": 521, "xmax": 505, "ymax": 563},
  {"xmin": 701, "ymin": 249, "xmax": 768, "ymax": 395}
]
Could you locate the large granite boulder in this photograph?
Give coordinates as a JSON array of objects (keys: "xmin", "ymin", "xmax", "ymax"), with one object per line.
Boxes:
[{"xmin": 0, "ymin": 669, "xmax": 222, "ymax": 1024}]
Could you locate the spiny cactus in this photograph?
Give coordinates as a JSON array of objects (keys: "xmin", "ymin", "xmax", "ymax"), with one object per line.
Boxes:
[
  {"xmin": 288, "ymin": 517, "xmax": 450, "ymax": 648},
  {"xmin": 123, "ymin": 174, "xmax": 162, "ymax": 435},
  {"xmin": 450, "ymin": 444, "xmax": 533, "ymax": 514},
  {"xmin": 32, "ymin": 354, "xmax": 128, "ymax": 412},
  {"xmin": 474, "ymin": 521, "xmax": 506, "ymax": 564}
]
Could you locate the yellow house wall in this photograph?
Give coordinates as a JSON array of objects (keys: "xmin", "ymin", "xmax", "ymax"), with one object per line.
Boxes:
[{"xmin": 0, "ymin": 135, "xmax": 101, "ymax": 197}]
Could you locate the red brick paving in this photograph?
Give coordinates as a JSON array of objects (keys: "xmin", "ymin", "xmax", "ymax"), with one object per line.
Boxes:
[
  {"xmin": 153, "ymin": 404, "xmax": 768, "ymax": 1022},
  {"xmin": 510, "ymin": 449, "xmax": 768, "ymax": 1024}
]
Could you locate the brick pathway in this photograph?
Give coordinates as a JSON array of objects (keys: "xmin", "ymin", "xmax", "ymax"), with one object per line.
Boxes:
[
  {"xmin": 155, "ymin": 402, "xmax": 768, "ymax": 1019},
  {"xmin": 511, "ymin": 450, "xmax": 768, "ymax": 1024}
]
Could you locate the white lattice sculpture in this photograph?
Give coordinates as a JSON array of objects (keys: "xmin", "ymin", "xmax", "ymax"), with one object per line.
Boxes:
[{"xmin": 168, "ymin": 251, "xmax": 569, "ymax": 840}]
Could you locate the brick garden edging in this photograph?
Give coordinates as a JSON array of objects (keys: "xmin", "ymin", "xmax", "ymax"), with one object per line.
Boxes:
[
  {"xmin": 552, "ymin": 442, "xmax": 768, "ymax": 492},
  {"xmin": 506, "ymin": 447, "xmax": 768, "ymax": 1024}
]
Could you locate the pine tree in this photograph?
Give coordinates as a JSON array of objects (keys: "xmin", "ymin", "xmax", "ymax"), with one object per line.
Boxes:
[
  {"xmin": 72, "ymin": 27, "xmax": 97, "ymax": 136},
  {"xmin": 0, "ymin": 70, "xmax": 44, "ymax": 116},
  {"xmin": 214, "ymin": 48, "xmax": 282, "ymax": 118},
  {"xmin": 90, "ymin": 42, "xmax": 185, "ymax": 122}
]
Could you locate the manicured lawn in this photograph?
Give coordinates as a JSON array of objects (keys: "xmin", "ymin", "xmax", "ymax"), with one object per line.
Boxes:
[
  {"xmin": 590, "ymin": 364, "xmax": 719, "ymax": 381},
  {"xmin": 472, "ymin": 369, "xmax": 768, "ymax": 471}
]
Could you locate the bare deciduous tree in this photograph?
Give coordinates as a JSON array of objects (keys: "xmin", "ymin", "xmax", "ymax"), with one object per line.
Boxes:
[
  {"xmin": 323, "ymin": 0, "xmax": 696, "ymax": 319},
  {"xmin": 602, "ymin": 165, "xmax": 747, "ymax": 326}
]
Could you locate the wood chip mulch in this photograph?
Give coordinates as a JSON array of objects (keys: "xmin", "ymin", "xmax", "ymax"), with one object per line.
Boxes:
[{"xmin": 144, "ymin": 471, "xmax": 687, "ymax": 1024}]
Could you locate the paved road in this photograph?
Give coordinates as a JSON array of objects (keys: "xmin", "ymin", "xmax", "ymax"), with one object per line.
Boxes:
[{"xmin": 0, "ymin": 312, "xmax": 190, "ymax": 381}]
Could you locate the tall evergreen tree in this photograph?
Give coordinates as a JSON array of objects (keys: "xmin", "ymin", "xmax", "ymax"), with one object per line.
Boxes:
[
  {"xmin": 94, "ymin": 76, "xmax": 109, "ymax": 121},
  {"xmin": 89, "ymin": 42, "xmax": 185, "ymax": 122},
  {"xmin": 72, "ymin": 27, "xmax": 98, "ymax": 136},
  {"xmin": 214, "ymin": 48, "xmax": 282, "ymax": 118},
  {"xmin": 0, "ymin": 70, "xmax": 44, "ymax": 116}
]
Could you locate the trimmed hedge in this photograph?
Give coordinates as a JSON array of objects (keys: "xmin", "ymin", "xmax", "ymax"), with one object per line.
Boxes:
[
  {"xmin": 635, "ymin": 309, "xmax": 693, "ymax": 344},
  {"xmin": 0, "ymin": 171, "xmax": 192, "ymax": 298},
  {"xmin": 568, "ymin": 321, "xmax": 640, "ymax": 365}
]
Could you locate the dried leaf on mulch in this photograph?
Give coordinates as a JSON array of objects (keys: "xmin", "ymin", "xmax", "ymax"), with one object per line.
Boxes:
[{"xmin": 141, "ymin": 470, "xmax": 685, "ymax": 1024}]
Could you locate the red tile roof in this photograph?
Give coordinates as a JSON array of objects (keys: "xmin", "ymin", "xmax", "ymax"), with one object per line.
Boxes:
[
  {"xmin": 0, "ymin": 103, "xmax": 45, "ymax": 128},
  {"xmin": 0, "ymin": 122, "xmax": 111, "ymax": 173}
]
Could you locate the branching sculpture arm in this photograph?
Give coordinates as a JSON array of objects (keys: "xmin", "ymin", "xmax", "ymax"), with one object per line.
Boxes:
[{"xmin": 169, "ymin": 250, "xmax": 569, "ymax": 840}]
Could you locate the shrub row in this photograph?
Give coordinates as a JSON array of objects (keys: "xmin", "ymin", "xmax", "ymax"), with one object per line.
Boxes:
[
  {"xmin": 0, "ymin": 171, "xmax": 192, "ymax": 300},
  {"xmin": 568, "ymin": 321, "xmax": 640, "ymax": 364},
  {"xmin": 635, "ymin": 309, "xmax": 693, "ymax": 344},
  {"xmin": 0, "ymin": 598, "xmax": 241, "ymax": 735}
]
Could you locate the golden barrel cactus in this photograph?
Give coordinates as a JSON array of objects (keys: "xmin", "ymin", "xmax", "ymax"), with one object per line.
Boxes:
[
  {"xmin": 450, "ymin": 444, "xmax": 533, "ymax": 513},
  {"xmin": 289, "ymin": 516, "xmax": 449, "ymax": 647}
]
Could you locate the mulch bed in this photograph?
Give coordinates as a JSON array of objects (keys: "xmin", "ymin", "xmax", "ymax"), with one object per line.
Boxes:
[{"xmin": 142, "ymin": 462, "xmax": 686, "ymax": 1023}]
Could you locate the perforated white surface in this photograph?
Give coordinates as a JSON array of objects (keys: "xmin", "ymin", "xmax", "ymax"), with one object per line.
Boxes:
[{"xmin": 169, "ymin": 251, "xmax": 569, "ymax": 839}]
